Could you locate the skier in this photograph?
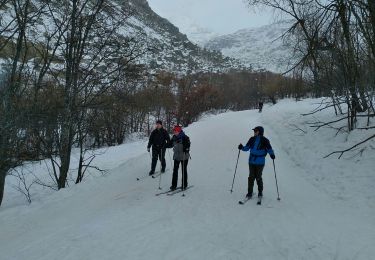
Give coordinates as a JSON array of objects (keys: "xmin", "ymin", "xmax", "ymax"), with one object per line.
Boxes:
[
  {"xmin": 258, "ymin": 101, "xmax": 264, "ymax": 113},
  {"xmin": 147, "ymin": 120, "xmax": 170, "ymax": 176},
  {"xmin": 166, "ymin": 125, "xmax": 190, "ymax": 191},
  {"xmin": 238, "ymin": 126, "xmax": 275, "ymax": 198}
]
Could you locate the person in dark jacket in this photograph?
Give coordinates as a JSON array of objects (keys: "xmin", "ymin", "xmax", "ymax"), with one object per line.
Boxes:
[
  {"xmin": 147, "ymin": 120, "xmax": 170, "ymax": 175},
  {"xmin": 166, "ymin": 125, "xmax": 190, "ymax": 190},
  {"xmin": 238, "ymin": 126, "xmax": 275, "ymax": 198},
  {"xmin": 258, "ymin": 101, "xmax": 264, "ymax": 113}
]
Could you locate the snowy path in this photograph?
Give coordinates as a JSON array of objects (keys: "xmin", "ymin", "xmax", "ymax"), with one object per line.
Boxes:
[{"xmin": 1, "ymin": 107, "xmax": 375, "ymax": 260}]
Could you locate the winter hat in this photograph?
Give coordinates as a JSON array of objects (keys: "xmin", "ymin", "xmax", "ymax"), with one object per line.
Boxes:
[
  {"xmin": 173, "ymin": 125, "xmax": 182, "ymax": 133},
  {"xmin": 156, "ymin": 120, "xmax": 163, "ymax": 125},
  {"xmin": 252, "ymin": 126, "xmax": 264, "ymax": 135}
]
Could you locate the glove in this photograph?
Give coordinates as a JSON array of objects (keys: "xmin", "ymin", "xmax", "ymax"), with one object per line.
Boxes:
[
  {"xmin": 238, "ymin": 144, "xmax": 243, "ymax": 150},
  {"xmin": 147, "ymin": 147, "xmax": 150, "ymax": 153},
  {"xmin": 270, "ymin": 154, "xmax": 275, "ymax": 160},
  {"xmin": 183, "ymin": 147, "xmax": 189, "ymax": 153}
]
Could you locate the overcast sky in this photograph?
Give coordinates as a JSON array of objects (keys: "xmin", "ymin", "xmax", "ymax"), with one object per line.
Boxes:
[{"xmin": 147, "ymin": 0, "xmax": 274, "ymax": 35}]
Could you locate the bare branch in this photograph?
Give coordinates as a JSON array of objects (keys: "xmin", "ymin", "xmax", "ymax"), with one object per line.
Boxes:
[{"xmin": 324, "ymin": 134, "xmax": 375, "ymax": 159}]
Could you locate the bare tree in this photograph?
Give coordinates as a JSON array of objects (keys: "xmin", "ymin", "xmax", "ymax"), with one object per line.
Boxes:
[
  {"xmin": 246, "ymin": 0, "xmax": 375, "ymax": 153},
  {"xmin": 0, "ymin": 0, "xmax": 46, "ymax": 206}
]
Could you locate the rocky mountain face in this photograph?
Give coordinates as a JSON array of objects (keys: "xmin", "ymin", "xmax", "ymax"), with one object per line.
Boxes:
[
  {"xmin": 125, "ymin": 0, "xmax": 238, "ymax": 73},
  {"xmin": 109, "ymin": 0, "xmax": 243, "ymax": 73}
]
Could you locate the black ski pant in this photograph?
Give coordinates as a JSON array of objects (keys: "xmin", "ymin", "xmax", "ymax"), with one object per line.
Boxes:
[
  {"xmin": 248, "ymin": 164, "xmax": 264, "ymax": 195},
  {"xmin": 151, "ymin": 147, "xmax": 166, "ymax": 173},
  {"xmin": 171, "ymin": 159, "xmax": 188, "ymax": 189}
]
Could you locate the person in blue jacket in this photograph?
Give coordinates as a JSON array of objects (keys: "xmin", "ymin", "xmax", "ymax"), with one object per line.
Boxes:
[{"xmin": 238, "ymin": 126, "xmax": 275, "ymax": 198}]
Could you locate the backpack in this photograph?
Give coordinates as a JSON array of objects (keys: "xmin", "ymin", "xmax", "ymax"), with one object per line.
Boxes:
[{"xmin": 182, "ymin": 135, "xmax": 191, "ymax": 153}]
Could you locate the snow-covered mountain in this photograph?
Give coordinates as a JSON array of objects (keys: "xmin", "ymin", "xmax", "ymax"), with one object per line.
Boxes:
[
  {"xmin": 0, "ymin": 0, "xmax": 242, "ymax": 74},
  {"xmin": 125, "ymin": 0, "xmax": 242, "ymax": 73},
  {"xmin": 154, "ymin": 15, "xmax": 219, "ymax": 47},
  {"xmin": 205, "ymin": 21, "xmax": 294, "ymax": 73}
]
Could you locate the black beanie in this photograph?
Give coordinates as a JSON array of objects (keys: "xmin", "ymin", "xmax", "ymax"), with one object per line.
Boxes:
[{"xmin": 156, "ymin": 120, "xmax": 162, "ymax": 125}]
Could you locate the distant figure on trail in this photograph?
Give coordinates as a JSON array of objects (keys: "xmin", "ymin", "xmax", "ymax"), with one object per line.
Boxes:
[
  {"xmin": 238, "ymin": 126, "xmax": 275, "ymax": 199},
  {"xmin": 166, "ymin": 125, "xmax": 190, "ymax": 191},
  {"xmin": 258, "ymin": 101, "xmax": 264, "ymax": 113},
  {"xmin": 147, "ymin": 120, "xmax": 170, "ymax": 176}
]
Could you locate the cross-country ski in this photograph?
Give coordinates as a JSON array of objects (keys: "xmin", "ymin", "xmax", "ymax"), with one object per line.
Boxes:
[
  {"xmin": 238, "ymin": 197, "xmax": 251, "ymax": 205},
  {"xmin": 166, "ymin": 185, "xmax": 194, "ymax": 196}
]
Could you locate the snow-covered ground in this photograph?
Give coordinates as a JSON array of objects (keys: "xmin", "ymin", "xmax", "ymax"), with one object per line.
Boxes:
[{"xmin": 1, "ymin": 98, "xmax": 374, "ymax": 260}]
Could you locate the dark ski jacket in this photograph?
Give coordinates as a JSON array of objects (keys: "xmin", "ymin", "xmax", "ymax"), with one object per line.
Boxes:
[
  {"xmin": 148, "ymin": 128, "xmax": 170, "ymax": 149},
  {"xmin": 241, "ymin": 135, "xmax": 274, "ymax": 165},
  {"xmin": 166, "ymin": 131, "xmax": 190, "ymax": 161}
]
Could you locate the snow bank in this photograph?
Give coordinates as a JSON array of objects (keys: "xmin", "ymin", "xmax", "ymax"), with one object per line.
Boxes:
[{"xmin": 261, "ymin": 98, "xmax": 375, "ymax": 210}]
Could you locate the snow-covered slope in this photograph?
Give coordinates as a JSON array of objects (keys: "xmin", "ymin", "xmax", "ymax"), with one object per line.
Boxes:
[
  {"xmin": 0, "ymin": 0, "xmax": 241, "ymax": 74},
  {"xmin": 124, "ymin": 0, "xmax": 241, "ymax": 72},
  {"xmin": 205, "ymin": 22, "xmax": 294, "ymax": 73},
  {"xmin": 155, "ymin": 15, "xmax": 219, "ymax": 47},
  {"xmin": 1, "ymin": 99, "xmax": 374, "ymax": 259}
]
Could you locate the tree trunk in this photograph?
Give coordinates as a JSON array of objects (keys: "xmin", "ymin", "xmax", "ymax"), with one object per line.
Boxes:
[
  {"xmin": 75, "ymin": 153, "xmax": 84, "ymax": 184},
  {"xmin": 368, "ymin": 0, "xmax": 375, "ymax": 51},
  {"xmin": 0, "ymin": 169, "xmax": 6, "ymax": 206},
  {"xmin": 58, "ymin": 125, "xmax": 73, "ymax": 189},
  {"xmin": 58, "ymin": 155, "xmax": 70, "ymax": 189}
]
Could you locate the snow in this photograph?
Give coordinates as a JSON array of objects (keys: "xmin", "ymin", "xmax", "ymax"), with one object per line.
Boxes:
[
  {"xmin": 1, "ymin": 98, "xmax": 374, "ymax": 259},
  {"xmin": 151, "ymin": 14, "xmax": 219, "ymax": 46},
  {"xmin": 205, "ymin": 21, "xmax": 295, "ymax": 73},
  {"xmin": 0, "ymin": 58, "xmax": 7, "ymax": 73},
  {"xmin": 2, "ymin": 136, "xmax": 148, "ymax": 209}
]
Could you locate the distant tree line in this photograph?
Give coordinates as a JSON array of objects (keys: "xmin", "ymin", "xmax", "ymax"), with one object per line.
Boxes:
[{"xmin": 172, "ymin": 70, "xmax": 306, "ymax": 126}]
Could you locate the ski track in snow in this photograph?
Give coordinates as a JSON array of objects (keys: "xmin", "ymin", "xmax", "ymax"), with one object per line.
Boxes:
[{"xmin": 1, "ymin": 99, "xmax": 375, "ymax": 260}]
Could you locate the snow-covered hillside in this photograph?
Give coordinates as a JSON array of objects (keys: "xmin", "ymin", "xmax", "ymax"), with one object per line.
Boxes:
[
  {"xmin": 0, "ymin": 0, "xmax": 241, "ymax": 74},
  {"xmin": 153, "ymin": 15, "xmax": 219, "ymax": 47},
  {"xmin": 125, "ymin": 0, "xmax": 241, "ymax": 73},
  {"xmin": 205, "ymin": 21, "xmax": 295, "ymax": 73},
  {"xmin": 1, "ymin": 99, "xmax": 374, "ymax": 259}
]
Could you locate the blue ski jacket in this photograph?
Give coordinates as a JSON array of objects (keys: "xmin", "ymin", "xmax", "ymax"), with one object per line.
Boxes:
[{"xmin": 241, "ymin": 135, "xmax": 275, "ymax": 165}]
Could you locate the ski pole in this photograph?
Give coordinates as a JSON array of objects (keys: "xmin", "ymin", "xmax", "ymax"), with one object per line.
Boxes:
[
  {"xmin": 182, "ymin": 154, "xmax": 186, "ymax": 197},
  {"xmin": 230, "ymin": 149, "xmax": 241, "ymax": 193},
  {"xmin": 137, "ymin": 150, "xmax": 152, "ymax": 181},
  {"xmin": 167, "ymin": 149, "xmax": 173, "ymax": 169},
  {"xmin": 273, "ymin": 159, "xmax": 281, "ymax": 201},
  {"xmin": 158, "ymin": 149, "xmax": 164, "ymax": 190}
]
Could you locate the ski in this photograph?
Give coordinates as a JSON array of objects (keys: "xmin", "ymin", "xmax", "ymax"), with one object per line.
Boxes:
[
  {"xmin": 239, "ymin": 196, "xmax": 262, "ymax": 205},
  {"xmin": 239, "ymin": 193, "xmax": 254, "ymax": 205},
  {"xmin": 155, "ymin": 187, "xmax": 182, "ymax": 196},
  {"xmin": 136, "ymin": 174, "xmax": 149, "ymax": 181},
  {"xmin": 151, "ymin": 170, "xmax": 167, "ymax": 179},
  {"xmin": 136, "ymin": 170, "xmax": 161, "ymax": 181},
  {"xmin": 238, "ymin": 197, "xmax": 251, "ymax": 205},
  {"xmin": 166, "ymin": 185, "xmax": 194, "ymax": 196},
  {"xmin": 155, "ymin": 189, "xmax": 174, "ymax": 196}
]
